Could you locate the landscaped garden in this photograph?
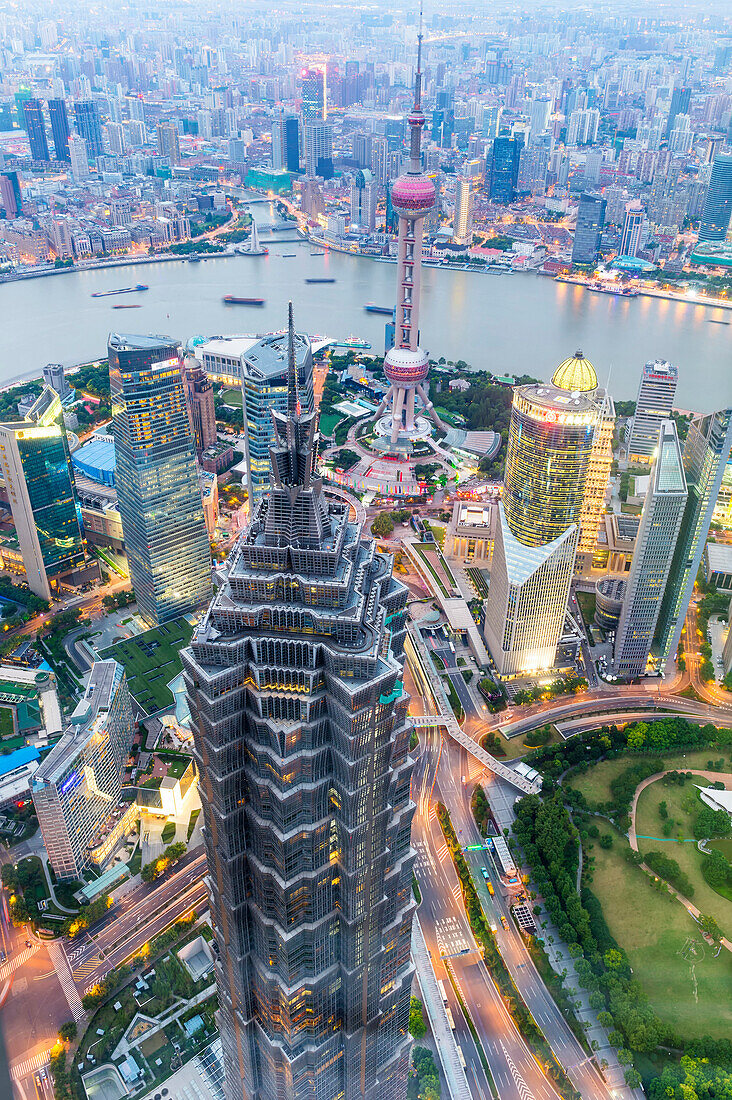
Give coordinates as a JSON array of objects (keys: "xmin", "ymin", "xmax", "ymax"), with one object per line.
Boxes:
[{"xmin": 100, "ymin": 618, "xmax": 194, "ymax": 713}]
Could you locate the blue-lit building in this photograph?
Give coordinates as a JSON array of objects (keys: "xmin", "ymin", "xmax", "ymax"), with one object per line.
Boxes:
[
  {"xmin": 23, "ymin": 99, "xmax": 49, "ymax": 161},
  {"xmin": 71, "ymin": 434, "xmax": 116, "ymax": 487},
  {"xmin": 487, "ymin": 136, "xmax": 522, "ymax": 204},
  {"xmin": 109, "ymin": 334, "xmax": 212, "ymax": 625},
  {"xmin": 698, "ymin": 152, "xmax": 732, "ymax": 243},
  {"xmin": 0, "ymin": 388, "xmax": 93, "ymax": 600},
  {"xmin": 48, "ymin": 99, "xmax": 71, "ymax": 161}
]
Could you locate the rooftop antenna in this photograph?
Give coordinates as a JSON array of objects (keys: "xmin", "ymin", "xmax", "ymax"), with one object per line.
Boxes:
[
  {"xmin": 287, "ymin": 301, "xmax": 301, "ymax": 417},
  {"xmin": 415, "ymin": 0, "xmax": 424, "ymax": 112}
]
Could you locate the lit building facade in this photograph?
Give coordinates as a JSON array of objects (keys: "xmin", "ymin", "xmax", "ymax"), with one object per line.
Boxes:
[
  {"xmin": 182, "ymin": 354, "xmax": 217, "ymax": 456},
  {"xmin": 109, "ymin": 334, "xmax": 212, "ymax": 625},
  {"xmin": 453, "ymin": 176, "xmax": 473, "ymax": 244},
  {"xmin": 0, "ymin": 387, "xmax": 91, "ymax": 600},
  {"xmin": 485, "ymin": 352, "xmax": 611, "ymax": 675},
  {"xmin": 627, "ymin": 359, "xmax": 678, "ymax": 464},
  {"xmin": 654, "ymin": 408, "xmax": 732, "ymax": 670},
  {"xmin": 32, "ymin": 660, "xmax": 133, "ymax": 881},
  {"xmin": 698, "ymin": 152, "xmax": 732, "ymax": 243},
  {"xmin": 614, "ymin": 421, "xmax": 687, "ymax": 678},
  {"xmin": 572, "ymin": 191, "xmax": 606, "ymax": 265},
  {"xmin": 618, "ymin": 201, "xmax": 644, "ymax": 258},
  {"xmin": 184, "ymin": 323, "xmax": 415, "ymax": 1100}
]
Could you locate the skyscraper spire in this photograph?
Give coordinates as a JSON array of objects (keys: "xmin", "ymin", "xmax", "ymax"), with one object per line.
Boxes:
[
  {"xmin": 408, "ymin": 2, "xmax": 426, "ymax": 172},
  {"xmin": 286, "ymin": 300, "xmax": 301, "ymax": 417}
]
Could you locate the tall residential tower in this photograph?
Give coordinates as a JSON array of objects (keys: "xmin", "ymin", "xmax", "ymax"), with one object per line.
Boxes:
[{"xmin": 184, "ymin": 308, "xmax": 415, "ymax": 1100}]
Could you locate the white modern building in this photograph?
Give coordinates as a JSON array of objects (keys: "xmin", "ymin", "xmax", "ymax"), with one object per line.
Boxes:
[
  {"xmin": 614, "ymin": 421, "xmax": 687, "ymax": 678},
  {"xmin": 453, "ymin": 176, "xmax": 473, "ymax": 245},
  {"xmin": 484, "ymin": 505, "xmax": 578, "ymax": 677},
  {"xmin": 32, "ymin": 660, "xmax": 134, "ymax": 881},
  {"xmin": 627, "ymin": 359, "xmax": 679, "ymax": 464}
]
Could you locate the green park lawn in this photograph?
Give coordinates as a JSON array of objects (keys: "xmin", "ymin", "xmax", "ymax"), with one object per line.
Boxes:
[
  {"xmin": 220, "ymin": 387, "xmax": 242, "ymax": 407},
  {"xmin": 100, "ymin": 618, "xmax": 194, "ymax": 714},
  {"xmin": 589, "ymin": 832, "xmax": 732, "ymax": 1041},
  {"xmin": 567, "ymin": 746, "xmax": 730, "ymax": 808},
  {"xmin": 635, "ymin": 776, "xmax": 732, "ymax": 935},
  {"xmin": 318, "ymin": 412, "xmax": 342, "ymax": 437},
  {"xmin": 0, "ymin": 706, "xmax": 14, "ymax": 737}
]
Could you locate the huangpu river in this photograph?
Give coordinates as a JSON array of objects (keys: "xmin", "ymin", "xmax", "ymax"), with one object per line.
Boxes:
[{"xmin": 1, "ymin": 201, "xmax": 730, "ymax": 413}]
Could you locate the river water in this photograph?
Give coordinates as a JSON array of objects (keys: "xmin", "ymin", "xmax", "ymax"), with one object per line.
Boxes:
[{"xmin": 1, "ymin": 201, "xmax": 730, "ymax": 412}]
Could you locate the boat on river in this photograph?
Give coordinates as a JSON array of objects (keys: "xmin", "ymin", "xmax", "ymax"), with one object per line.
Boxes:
[{"xmin": 91, "ymin": 283, "xmax": 148, "ymax": 298}]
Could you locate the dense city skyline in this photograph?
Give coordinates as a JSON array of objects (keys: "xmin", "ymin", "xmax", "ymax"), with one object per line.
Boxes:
[{"xmin": 0, "ymin": 5, "xmax": 730, "ymax": 1100}]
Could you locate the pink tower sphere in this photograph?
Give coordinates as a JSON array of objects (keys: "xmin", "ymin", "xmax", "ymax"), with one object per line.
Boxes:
[{"xmin": 390, "ymin": 172, "xmax": 436, "ymax": 218}]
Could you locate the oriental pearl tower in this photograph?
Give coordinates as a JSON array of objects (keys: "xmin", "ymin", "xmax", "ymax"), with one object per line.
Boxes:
[{"xmin": 372, "ymin": 16, "xmax": 445, "ymax": 449}]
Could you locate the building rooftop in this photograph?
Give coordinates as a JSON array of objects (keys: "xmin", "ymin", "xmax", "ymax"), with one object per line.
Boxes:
[
  {"xmin": 653, "ymin": 421, "xmax": 686, "ymax": 495},
  {"xmin": 109, "ymin": 333, "xmax": 179, "ymax": 353},
  {"xmin": 34, "ymin": 660, "xmax": 122, "ymax": 784},
  {"xmin": 71, "ymin": 436, "xmax": 116, "ymax": 485},
  {"xmin": 706, "ymin": 542, "xmax": 732, "ymax": 572},
  {"xmin": 242, "ymin": 330, "xmax": 311, "ymax": 382},
  {"xmin": 0, "ymin": 744, "xmax": 40, "ymax": 778},
  {"xmin": 551, "ymin": 350, "xmax": 598, "ymax": 393}
]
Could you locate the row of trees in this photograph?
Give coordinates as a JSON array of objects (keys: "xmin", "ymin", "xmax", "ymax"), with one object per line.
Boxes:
[
  {"xmin": 141, "ymin": 841, "xmax": 186, "ymax": 883},
  {"xmin": 513, "ymin": 793, "xmax": 659, "ymax": 1087}
]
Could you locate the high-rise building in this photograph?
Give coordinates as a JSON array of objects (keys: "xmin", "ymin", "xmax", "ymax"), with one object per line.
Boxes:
[
  {"xmin": 566, "ymin": 107, "xmax": 600, "ymax": 146},
  {"xmin": 618, "ymin": 200, "xmax": 645, "ymax": 257},
  {"xmin": 184, "ymin": 318, "xmax": 414, "ymax": 1100},
  {"xmin": 350, "ymin": 168, "xmax": 377, "ymax": 230},
  {"xmin": 572, "ymin": 191, "xmax": 606, "ymax": 265},
  {"xmin": 697, "ymin": 152, "xmax": 732, "ymax": 243},
  {"xmin": 43, "ymin": 363, "xmax": 71, "ymax": 398},
  {"xmin": 627, "ymin": 359, "xmax": 678, "ymax": 464},
  {"xmin": 0, "ymin": 388, "xmax": 92, "ymax": 601},
  {"xmin": 68, "ymin": 132, "xmax": 90, "ymax": 181},
  {"xmin": 371, "ymin": 136, "xmax": 389, "ymax": 185},
  {"xmin": 23, "ymin": 99, "xmax": 50, "ymax": 161},
  {"xmin": 487, "ymin": 136, "xmax": 522, "ymax": 203},
  {"xmin": 182, "ymin": 354, "xmax": 217, "ymax": 456},
  {"xmin": 156, "ymin": 120, "xmax": 181, "ymax": 166},
  {"xmin": 32, "ymin": 660, "xmax": 134, "ymax": 881},
  {"xmin": 453, "ymin": 175, "xmax": 473, "ymax": 244},
  {"xmin": 484, "ymin": 354, "xmax": 604, "ymax": 676},
  {"xmin": 370, "ymin": 33, "xmax": 444, "ymax": 448},
  {"xmin": 104, "ymin": 122, "xmax": 127, "ymax": 156},
  {"xmin": 666, "ymin": 86, "xmax": 691, "ymax": 138},
  {"xmin": 654, "ymin": 408, "xmax": 732, "ymax": 670},
  {"xmin": 301, "ymin": 66, "xmax": 326, "ymax": 120},
  {"xmin": 109, "ymin": 334, "xmax": 212, "ymax": 625},
  {"xmin": 74, "ymin": 100, "xmax": 104, "ymax": 158},
  {"xmin": 0, "ymin": 171, "xmax": 21, "ymax": 218},
  {"xmin": 272, "ymin": 113, "xmax": 301, "ymax": 173},
  {"xmin": 529, "ymin": 96, "xmax": 552, "ymax": 138},
  {"xmin": 614, "ymin": 421, "xmax": 687, "ymax": 678},
  {"xmin": 240, "ymin": 321, "xmax": 314, "ymax": 503},
  {"xmin": 304, "ymin": 121, "xmax": 333, "ymax": 179},
  {"xmin": 48, "ymin": 99, "xmax": 70, "ymax": 161}
]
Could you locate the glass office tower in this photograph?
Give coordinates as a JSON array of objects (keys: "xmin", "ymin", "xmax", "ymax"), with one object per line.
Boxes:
[
  {"xmin": 697, "ymin": 152, "xmax": 732, "ymax": 243},
  {"xmin": 654, "ymin": 408, "xmax": 732, "ymax": 669},
  {"xmin": 0, "ymin": 387, "xmax": 87, "ymax": 600},
  {"xmin": 48, "ymin": 99, "xmax": 71, "ymax": 160},
  {"xmin": 23, "ymin": 98, "xmax": 49, "ymax": 161},
  {"xmin": 74, "ymin": 100, "xmax": 104, "ymax": 158},
  {"xmin": 184, "ymin": 316, "xmax": 415, "ymax": 1100},
  {"xmin": 109, "ymin": 334, "xmax": 212, "ymax": 625},
  {"xmin": 240, "ymin": 329, "xmax": 314, "ymax": 503}
]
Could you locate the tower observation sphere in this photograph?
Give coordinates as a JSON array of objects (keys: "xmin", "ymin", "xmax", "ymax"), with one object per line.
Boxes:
[{"xmin": 383, "ymin": 347, "xmax": 429, "ymax": 387}]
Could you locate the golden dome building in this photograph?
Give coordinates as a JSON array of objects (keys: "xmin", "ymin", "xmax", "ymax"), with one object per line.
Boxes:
[{"xmin": 484, "ymin": 351, "xmax": 615, "ymax": 677}]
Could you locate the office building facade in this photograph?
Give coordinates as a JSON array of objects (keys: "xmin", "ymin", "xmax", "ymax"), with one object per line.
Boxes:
[
  {"xmin": 240, "ymin": 327, "xmax": 314, "ymax": 503},
  {"xmin": 453, "ymin": 176, "xmax": 473, "ymax": 244},
  {"xmin": 697, "ymin": 152, "xmax": 732, "ymax": 243},
  {"xmin": 0, "ymin": 171, "xmax": 21, "ymax": 218},
  {"xmin": 0, "ymin": 388, "xmax": 91, "ymax": 601},
  {"xmin": 23, "ymin": 99, "xmax": 50, "ymax": 161},
  {"xmin": 666, "ymin": 86, "xmax": 691, "ymax": 137},
  {"xmin": 305, "ymin": 121, "xmax": 333, "ymax": 179},
  {"xmin": 273, "ymin": 114, "xmax": 301, "ymax": 173},
  {"xmin": 74, "ymin": 100, "xmax": 104, "ymax": 159},
  {"xmin": 485, "ymin": 353, "xmax": 607, "ymax": 675},
  {"xmin": 184, "ymin": 342, "xmax": 414, "ymax": 1100},
  {"xmin": 614, "ymin": 422, "xmax": 687, "ymax": 678},
  {"xmin": 350, "ymin": 168, "xmax": 377, "ymax": 230},
  {"xmin": 156, "ymin": 120, "xmax": 181, "ymax": 165},
  {"xmin": 48, "ymin": 99, "xmax": 71, "ymax": 161},
  {"xmin": 182, "ymin": 354, "xmax": 217, "ymax": 456},
  {"xmin": 487, "ymin": 136, "xmax": 521, "ymax": 203},
  {"xmin": 68, "ymin": 132, "xmax": 90, "ymax": 181},
  {"xmin": 301, "ymin": 66, "xmax": 326, "ymax": 120},
  {"xmin": 572, "ymin": 191, "xmax": 606, "ymax": 265},
  {"xmin": 654, "ymin": 408, "xmax": 732, "ymax": 669},
  {"xmin": 627, "ymin": 359, "xmax": 678, "ymax": 464},
  {"xmin": 109, "ymin": 334, "xmax": 212, "ymax": 625},
  {"xmin": 32, "ymin": 660, "xmax": 133, "ymax": 881},
  {"xmin": 619, "ymin": 201, "xmax": 644, "ymax": 257}
]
